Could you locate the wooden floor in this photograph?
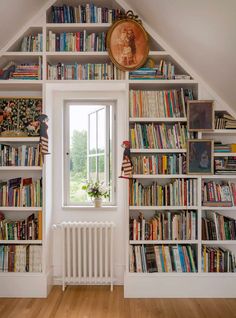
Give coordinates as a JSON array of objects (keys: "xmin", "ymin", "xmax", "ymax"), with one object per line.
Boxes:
[{"xmin": 0, "ymin": 286, "xmax": 236, "ymax": 318}]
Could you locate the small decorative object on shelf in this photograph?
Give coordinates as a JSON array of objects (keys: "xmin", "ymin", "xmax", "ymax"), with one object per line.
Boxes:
[
  {"xmin": 187, "ymin": 100, "xmax": 214, "ymax": 132},
  {"xmin": 107, "ymin": 10, "xmax": 149, "ymax": 71},
  {"xmin": 82, "ymin": 180, "xmax": 109, "ymax": 207},
  {"xmin": 120, "ymin": 140, "xmax": 133, "ymax": 179},
  {"xmin": 187, "ymin": 140, "xmax": 214, "ymax": 174}
]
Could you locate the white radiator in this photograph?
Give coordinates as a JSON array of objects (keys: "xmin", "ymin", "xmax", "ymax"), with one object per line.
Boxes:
[{"xmin": 53, "ymin": 221, "xmax": 115, "ymax": 291}]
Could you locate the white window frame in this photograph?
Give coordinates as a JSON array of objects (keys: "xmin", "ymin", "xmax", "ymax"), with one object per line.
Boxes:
[{"xmin": 63, "ymin": 99, "xmax": 116, "ymax": 206}]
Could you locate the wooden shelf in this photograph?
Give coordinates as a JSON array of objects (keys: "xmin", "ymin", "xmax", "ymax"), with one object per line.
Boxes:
[
  {"xmin": 201, "ymin": 206, "xmax": 236, "ymax": 211},
  {"xmin": 214, "ymin": 152, "xmax": 236, "ymax": 157},
  {"xmin": 202, "ymin": 240, "xmax": 236, "ymax": 245},
  {"xmin": 204, "ymin": 130, "xmax": 236, "ymax": 134},
  {"xmin": 0, "ymin": 166, "xmax": 42, "ymax": 171},
  {"xmin": 132, "ymin": 174, "xmax": 198, "ymax": 179},
  {"xmin": 0, "ymin": 80, "xmax": 43, "ymax": 91}
]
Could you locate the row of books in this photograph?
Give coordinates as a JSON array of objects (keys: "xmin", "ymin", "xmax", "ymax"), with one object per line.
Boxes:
[
  {"xmin": 214, "ymin": 142, "xmax": 232, "ymax": 153},
  {"xmin": 20, "ymin": 33, "xmax": 43, "ymax": 52},
  {"xmin": 0, "ymin": 177, "xmax": 42, "ymax": 207},
  {"xmin": 131, "ymin": 154, "xmax": 186, "ymax": 175},
  {"xmin": 129, "ymin": 179, "xmax": 198, "ymax": 206},
  {"xmin": 129, "ymin": 88, "xmax": 194, "ymax": 118},
  {"xmin": 202, "ymin": 181, "xmax": 236, "ymax": 207},
  {"xmin": 202, "ymin": 212, "xmax": 236, "ymax": 241},
  {"xmin": 130, "ymin": 211, "xmax": 197, "ymax": 241},
  {"xmin": 215, "ymin": 157, "xmax": 236, "ymax": 174},
  {"xmin": 129, "ymin": 123, "xmax": 188, "ymax": 149},
  {"xmin": 215, "ymin": 113, "xmax": 236, "ymax": 129},
  {"xmin": 129, "ymin": 61, "xmax": 186, "ymax": 80},
  {"xmin": 47, "ymin": 62, "xmax": 125, "ymax": 80},
  {"xmin": 0, "ymin": 212, "xmax": 42, "ymax": 240},
  {"xmin": 0, "ymin": 245, "xmax": 42, "ymax": 272},
  {"xmin": 129, "ymin": 244, "xmax": 197, "ymax": 273},
  {"xmin": 202, "ymin": 246, "xmax": 236, "ymax": 272},
  {"xmin": 0, "ymin": 144, "xmax": 42, "ymax": 167},
  {"xmin": 47, "ymin": 30, "xmax": 106, "ymax": 52},
  {"xmin": 50, "ymin": 4, "xmax": 122, "ymax": 23}
]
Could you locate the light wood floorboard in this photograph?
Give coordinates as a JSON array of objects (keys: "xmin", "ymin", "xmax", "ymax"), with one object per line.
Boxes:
[{"xmin": 0, "ymin": 286, "xmax": 236, "ymax": 318}]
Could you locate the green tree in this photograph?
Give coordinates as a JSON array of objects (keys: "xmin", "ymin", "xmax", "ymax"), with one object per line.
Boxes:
[{"xmin": 71, "ymin": 130, "xmax": 87, "ymax": 179}]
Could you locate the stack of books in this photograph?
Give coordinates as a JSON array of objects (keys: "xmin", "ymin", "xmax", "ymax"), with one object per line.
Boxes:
[
  {"xmin": 215, "ymin": 113, "xmax": 236, "ymax": 129},
  {"xmin": 129, "ymin": 178, "xmax": 198, "ymax": 206},
  {"xmin": 47, "ymin": 30, "xmax": 106, "ymax": 52},
  {"xmin": 0, "ymin": 245, "xmax": 42, "ymax": 272},
  {"xmin": 50, "ymin": 4, "xmax": 123, "ymax": 23},
  {"xmin": 214, "ymin": 157, "xmax": 236, "ymax": 174},
  {"xmin": 132, "ymin": 153, "xmax": 186, "ymax": 175},
  {"xmin": 202, "ymin": 246, "xmax": 236, "ymax": 272},
  {"xmin": 10, "ymin": 63, "xmax": 41, "ymax": 80},
  {"xmin": 214, "ymin": 142, "xmax": 231, "ymax": 153},
  {"xmin": 202, "ymin": 181, "xmax": 236, "ymax": 207},
  {"xmin": 129, "ymin": 244, "xmax": 197, "ymax": 273},
  {"xmin": 130, "ymin": 210, "xmax": 197, "ymax": 241},
  {"xmin": 202, "ymin": 212, "xmax": 236, "ymax": 240}
]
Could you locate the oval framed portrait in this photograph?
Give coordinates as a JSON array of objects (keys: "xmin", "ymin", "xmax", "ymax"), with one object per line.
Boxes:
[{"xmin": 106, "ymin": 18, "xmax": 149, "ymax": 71}]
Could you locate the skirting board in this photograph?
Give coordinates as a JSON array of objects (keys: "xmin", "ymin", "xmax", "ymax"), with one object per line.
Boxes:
[{"xmin": 124, "ymin": 273, "xmax": 236, "ymax": 298}]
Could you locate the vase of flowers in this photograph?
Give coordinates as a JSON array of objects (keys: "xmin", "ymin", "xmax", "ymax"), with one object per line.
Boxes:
[{"xmin": 82, "ymin": 180, "xmax": 109, "ymax": 207}]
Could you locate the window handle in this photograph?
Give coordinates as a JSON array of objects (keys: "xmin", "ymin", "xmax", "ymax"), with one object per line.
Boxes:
[{"xmin": 66, "ymin": 152, "xmax": 70, "ymax": 155}]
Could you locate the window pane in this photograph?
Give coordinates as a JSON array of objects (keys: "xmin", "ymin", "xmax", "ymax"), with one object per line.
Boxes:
[
  {"xmin": 98, "ymin": 155, "xmax": 105, "ymax": 182},
  {"xmin": 97, "ymin": 108, "xmax": 105, "ymax": 154},
  {"xmin": 89, "ymin": 112, "xmax": 97, "ymax": 154},
  {"xmin": 89, "ymin": 156, "xmax": 97, "ymax": 180}
]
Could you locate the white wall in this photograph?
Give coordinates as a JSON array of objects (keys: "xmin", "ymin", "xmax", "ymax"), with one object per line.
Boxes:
[{"xmin": 46, "ymin": 82, "xmax": 128, "ymax": 284}]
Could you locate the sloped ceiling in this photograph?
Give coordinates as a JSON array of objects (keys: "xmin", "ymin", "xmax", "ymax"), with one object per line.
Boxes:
[
  {"xmin": 0, "ymin": 0, "xmax": 49, "ymax": 49},
  {"xmin": 0, "ymin": 0, "xmax": 235, "ymax": 109},
  {"xmin": 125, "ymin": 0, "xmax": 236, "ymax": 109}
]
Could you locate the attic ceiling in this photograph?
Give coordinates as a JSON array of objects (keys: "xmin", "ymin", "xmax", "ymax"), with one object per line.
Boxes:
[{"xmin": 0, "ymin": 0, "xmax": 235, "ymax": 110}]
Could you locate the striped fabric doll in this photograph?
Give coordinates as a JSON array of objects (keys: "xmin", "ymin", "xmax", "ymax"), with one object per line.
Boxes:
[
  {"xmin": 120, "ymin": 140, "xmax": 133, "ymax": 179},
  {"xmin": 38, "ymin": 114, "xmax": 49, "ymax": 159}
]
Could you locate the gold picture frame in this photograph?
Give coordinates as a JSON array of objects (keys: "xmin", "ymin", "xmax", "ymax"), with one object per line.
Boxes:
[
  {"xmin": 187, "ymin": 100, "xmax": 214, "ymax": 132},
  {"xmin": 106, "ymin": 11, "xmax": 149, "ymax": 71},
  {"xmin": 187, "ymin": 139, "xmax": 214, "ymax": 175}
]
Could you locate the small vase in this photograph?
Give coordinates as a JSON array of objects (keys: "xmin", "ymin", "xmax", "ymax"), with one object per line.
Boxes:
[{"xmin": 94, "ymin": 198, "xmax": 102, "ymax": 208}]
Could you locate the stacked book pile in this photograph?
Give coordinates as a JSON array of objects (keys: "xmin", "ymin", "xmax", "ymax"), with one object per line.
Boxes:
[
  {"xmin": 51, "ymin": 4, "xmax": 122, "ymax": 23},
  {"xmin": 0, "ymin": 212, "xmax": 42, "ymax": 240},
  {"xmin": 129, "ymin": 123, "xmax": 188, "ymax": 149},
  {"xmin": 129, "ymin": 178, "xmax": 198, "ymax": 206},
  {"xmin": 214, "ymin": 141, "xmax": 231, "ymax": 153},
  {"xmin": 129, "ymin": 244, "xmax": 197, "ymax": 273},
  {"xmin": 132, "ymin": 154, "xmax": 186, "ymax": 175},
  {"xmin": 10, "ymin": 64, "xmax": 41, "ymax": 80},
  {"xmin": 214, "ymin": 157, "xmax": 236, "ymax": 174},
  {"xmin": 202, "ymin": 181, "xmax": 236, "ymax": 207},
  {"xmin": 202, "ymin": 246, "xmax": 236, "ymax": 272},
  {"xmin": 129, "ymin": 88, "xmax": 194, "ymax": 118},
  {"xmin": 47, "ymin": 62, "xmax": 125, "ymax": 80},
  {"xmin": 0, "ymin": 177, "xmax": 42, "ymax": 207},
  {"xmin": 129, "ymin": 67, "xmax": 163, "ymax": 80},
  {"xmin": 21, "ymin": 33, "xmax": 43, "ymax": 52},
  {"xmin": 47, "ymin": 30, "xmax": 106, "ymax": 52},
  {"xmin": 0, "ymin": 245, "xmax": 42, "ymax": 272},
  {"xmin": 202, "ymin": 212, "xmax": 236, "ymax": 240},
  {"xmin": 130, "ymin": 210, "xmax": 197, "ymax": 241},
  {"xmin": 215, "ymin": 113, "xmax": 236, "ymax": 129}
]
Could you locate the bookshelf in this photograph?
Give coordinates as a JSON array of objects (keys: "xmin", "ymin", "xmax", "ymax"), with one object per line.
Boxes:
[{"xmin": 0, "ymin": 0, "xmax": 235, "ymax": 298}]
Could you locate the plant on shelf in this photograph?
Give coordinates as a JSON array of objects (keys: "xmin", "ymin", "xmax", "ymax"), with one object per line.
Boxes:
[{"xmin": 82, "ymin": 180, "xmax": 109, "ymax": 207}]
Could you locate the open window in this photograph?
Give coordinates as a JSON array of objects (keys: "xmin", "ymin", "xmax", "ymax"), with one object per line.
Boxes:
[{"xmin": 64, "ymin": 100, "xmax": 116, "ymax": 206}]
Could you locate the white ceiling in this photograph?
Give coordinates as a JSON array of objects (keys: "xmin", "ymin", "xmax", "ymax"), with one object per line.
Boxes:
[{"xmin": 0, "ymin": 0, "xmax": 235, "ymax": 109}]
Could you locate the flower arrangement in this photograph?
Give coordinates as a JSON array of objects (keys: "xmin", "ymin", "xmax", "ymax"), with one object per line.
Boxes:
[{"xmin": 82, "ymin": 180, "xmax": 109, "ymax": 200}]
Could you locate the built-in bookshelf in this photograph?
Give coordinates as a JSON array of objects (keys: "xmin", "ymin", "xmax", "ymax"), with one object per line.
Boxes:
[{"xmin": 0, "ymin": 0, "xmax": 236, "ymax": 298}]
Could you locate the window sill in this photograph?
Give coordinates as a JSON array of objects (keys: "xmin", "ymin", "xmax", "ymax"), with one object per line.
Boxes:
[{"xmin": 62, "ymin": 205, "xmax": 118, "ymax": 211}]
